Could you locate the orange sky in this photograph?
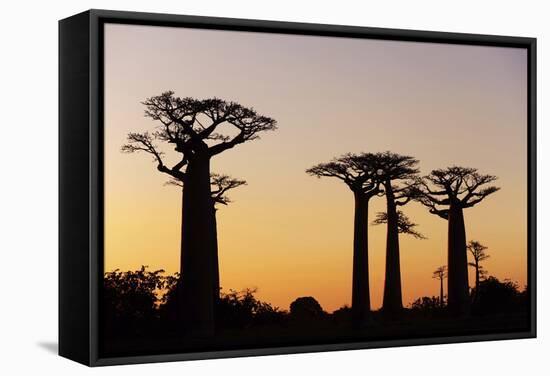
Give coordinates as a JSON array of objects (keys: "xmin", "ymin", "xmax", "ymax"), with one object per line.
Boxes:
[{"xmin": 103, "ymin": 23, "xmax": 528, "ymax": 312}]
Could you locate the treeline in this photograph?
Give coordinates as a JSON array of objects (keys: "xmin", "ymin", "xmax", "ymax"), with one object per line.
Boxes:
[{"xmin": 102, "ymin": 266, "xmax": 528, "ymax": 337}]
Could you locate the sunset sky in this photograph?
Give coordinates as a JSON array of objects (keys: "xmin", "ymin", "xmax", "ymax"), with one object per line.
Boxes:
[{"xmin": 103, "ymin": 23, "xmax": 527, "ymax": 312}]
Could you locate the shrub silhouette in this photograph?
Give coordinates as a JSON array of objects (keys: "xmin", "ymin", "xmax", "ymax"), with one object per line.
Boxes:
[
  {"xmin": 289, "ymin": 297, "xmax": 325, "ymax": 321},
  {"xmin": 331, "ymin": 305, "xmax": 352, "ymax": 323},
  {"xmin": 102, "ymin": 266, "xmax": 166, "ymax": 335},
  {"xmin": 216, "ymin": 288, "xmax": 287, "ymax": 329},
  {"xmin": 410, "ymin": 296, "xmax": 443, "ymax": 311},
  {"xmin": 472, "ymin": 276, "xmax": 525, "ymax": 315}
]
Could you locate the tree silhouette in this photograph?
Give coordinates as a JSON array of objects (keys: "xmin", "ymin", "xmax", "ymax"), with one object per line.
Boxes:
[
  {"xmin": 372, "ymin": 210, "xmax": 426, "ymax": 239},
  {"xmin": 376, "ymin": 152, "xmax": 420, "ymax": 314},
  {"xmin": 467, "ymin": 240, "xmax": 490, "ymax": 302},
  {"xmin": 307, "ymin": 153, "xmax": 383, "ymax": 325},
  {"xmin": 122, "ymin": 92, "xmax": 276, "ymax": 335},
  {"xmin": 167, "ymin": 173, "xmax": 247, "ymax": 301},
  {"xmin": 432, "ymin": 266, "xmax": 447, "ymax": 308},
  {"xmin": 415, "ymin": 167, "xmax": 499, "ymax": 315},
  {"xmin": 289, "ymin": 297, "xmax": 325, "ymax": 321},
  {"xmin": 102, "ymin": 266, "xmax": 167, "ymax": 335}
]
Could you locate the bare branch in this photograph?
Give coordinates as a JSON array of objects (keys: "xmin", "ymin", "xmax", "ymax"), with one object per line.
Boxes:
[
  {"xmin": 432, "ymin": 265, "xmax": 447, "ymax": 280},
  {"xmin": 210, "ymin": 173, "xmax": 247, "ymax": 205},
  {"xmin": 165, "ymin": 173, "xmax": 247, "ymax": 207},
  {"xmin": 467, "ymin": 240, "xmax": 490, "ymax": 263},
  {"xmin": 372, "ymin": 210, "xmax": 427, "ymax": 239},
  {"xmin": 415, "ymin": 166, "xmax": 499, "ymax": 218}
]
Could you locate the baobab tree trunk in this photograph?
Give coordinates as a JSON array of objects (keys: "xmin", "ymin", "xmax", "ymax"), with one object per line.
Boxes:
[
  {"xmin": 213, "ymin": 209, "xmax": 220, "ymax": 301},
  {"xmin": 440, "ymin": 277, "xmax": 444, "ymax": 308},
  {"xmin": 178, "ymin": 156, "xmax": 216, "ymax": 336},
  {"xmin": 447, "ymin": 202, "xmax": 470, "ymax": 316},
  {"xmin": 382, "ymin": 184, "xmax": 403, "ymax": 314},
  {"xmin": 473, "ymin": 261, "xmax": 480, "ymax": 303},
  {"xmin": 351, "ymin": 192, "xmax": 371, "ymax": 326}
]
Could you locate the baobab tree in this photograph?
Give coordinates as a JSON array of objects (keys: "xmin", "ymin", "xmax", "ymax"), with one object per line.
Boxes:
[
  {"xmin": 376, "ymin": 152, "xmax": 420, "ymax": 314},
  {"xmin": 307, "ymin": 153, "xmax": 383, "ymax": 325},
  {"xmin": 467, "ymin": 240, "xmax": 490, "ymax": 301},
  {"xmin": 415, "ymin": 167, "xmax": 499, "ymax": 315},
  {"xmin": 167, "ymin": 173, "xmax": 247, "ymax": 301},
  {"xmin": 432, "ymin": 266, "xmax": 447, "ymax": 308},
  {"xmin": 122, "ymin": 92, "xmax": 276, "ymax": 335}
]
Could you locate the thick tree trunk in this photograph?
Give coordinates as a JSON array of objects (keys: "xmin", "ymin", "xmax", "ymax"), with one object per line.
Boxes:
[
  {"xmin": 447, "ymin": 202, "xmax": 470, "ymax": 316},
  {"xmin": 351, "ymin": 192, "xmax": 371, "ymax": 326},
  {"xmin": 213, "ymin": 209, "xmax": 220, "ymax": 301},
  {"xmin": 382, "ymin": 184, "xmax": 403, "ymax": 313},
  {"xmin": 178, "ymin": 156, "xmax": 217, "ymax": 336}
]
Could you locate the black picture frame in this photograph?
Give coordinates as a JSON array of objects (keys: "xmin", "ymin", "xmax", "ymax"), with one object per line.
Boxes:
[{"xmin": 59, "ymin": 9, "xmax": 537, "ymax": 367}]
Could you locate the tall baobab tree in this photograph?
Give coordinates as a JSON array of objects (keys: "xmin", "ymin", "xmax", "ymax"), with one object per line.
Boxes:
[
  {"xmin": 210, "ymin": 174, "xmax": 246, "ymax": 300},
  {"xmin": 432, "ymin": 266, "xmax": 447, "ymax": 308},
  {"xmin": 467, "ymin": 240, "xmax": 490, "ymax": 301},
  {"xmin": 307, "ymin": 153, "xmax": 383, "ymax": 325},
  {"xmin": 376, "ymin": 152, "xmax": 420, "ymax": 314},
  {"xmin": 415, "ymin": 167, "xmax": 499, "ymax": 315},
  {"xmin": 168, "ymin": 173, "xmax": 247, "ymax": 301},
  {"xmin": 122, "ymin": 92, "xmax": 276, "ymax": 335}
]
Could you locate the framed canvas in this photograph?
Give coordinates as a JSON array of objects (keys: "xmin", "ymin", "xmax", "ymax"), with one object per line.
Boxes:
[{"xmin": 59, "ymin": 9, "xmax": 536, "ymax": 366}]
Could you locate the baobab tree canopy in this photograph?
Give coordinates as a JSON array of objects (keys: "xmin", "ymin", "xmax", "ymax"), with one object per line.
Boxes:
[
  {"xmin": 415, "ymin": 166, "xmax": 500, "ymax": 219},
  {"xmin": 376, "ymin": 152, "xmax": 419, "ymax": 189},
  {"xmin": 122, "ymin": 91, "xmax": 277, "ymax": 181},
  {"xmin": 306, "ymin": 153, "xmax": 384, "ymax": 195}
]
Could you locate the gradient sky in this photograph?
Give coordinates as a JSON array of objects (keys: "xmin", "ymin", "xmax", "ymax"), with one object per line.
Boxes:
[{"xmin": 103, "ymin": 23, "xmax": 527, "ymax": 312}]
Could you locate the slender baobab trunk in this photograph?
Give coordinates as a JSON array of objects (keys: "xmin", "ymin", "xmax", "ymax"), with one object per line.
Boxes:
[
  {"xmin": 472, "ymin": 260, "xmax": 480, "ymax": 302},
  {"xmin": 178, "ymin": 156, "xmax": 216, "ymax": 336},
  {"xmin": 447, "ymin": 201, "xmax": 470, "ymax": 316},
  {"xmin": 351, "ymin": 192, "xmax": 371, "ymax": 325},
  {"xmin": 439, "ymin": 277, "xmax": 444, "ymax": 308},
  {"xmin": 382, "ymin": 183, "xmax": 403, "ymax": 313}
]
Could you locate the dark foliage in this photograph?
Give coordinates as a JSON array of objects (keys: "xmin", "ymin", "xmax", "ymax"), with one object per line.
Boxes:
[
  {"xmin": 471, "ymin": 276, "xmax": 527, "ymax": 315},
  {"xmin": 410, "ymin": 296, "xmax": 445, "ymax": 316},
  {"xmin": 102, "ymin": 266, "xmax": 167, "ymax": 336},
  {"xmin": 216, "ymin": 288, "xmax": 288, "ymax": 329},
  {"xmin": 289, "ymin": 297, "xmax": 326, "ymax": 321}
]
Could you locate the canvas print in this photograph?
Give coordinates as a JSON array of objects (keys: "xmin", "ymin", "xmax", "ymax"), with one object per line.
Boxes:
[{"xmin": 101, "ymin": 23, "xmax": 529, "ymax": 357}]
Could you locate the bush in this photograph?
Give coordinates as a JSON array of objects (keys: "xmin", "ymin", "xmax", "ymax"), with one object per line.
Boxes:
[
  {"xmin": 472, "ymin": 276, "xmax": 526, "ymax": 314},
  {"xmin": 289, "ymin": 296, "xmax": 326, "ymax": 321},
  {"xmin": 216, "ymin": 288, "xmax": 288, "ymax": 329},
  {"xmin": 102, "ymin": 266, "xmax": 166, "ymax": 335}
]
